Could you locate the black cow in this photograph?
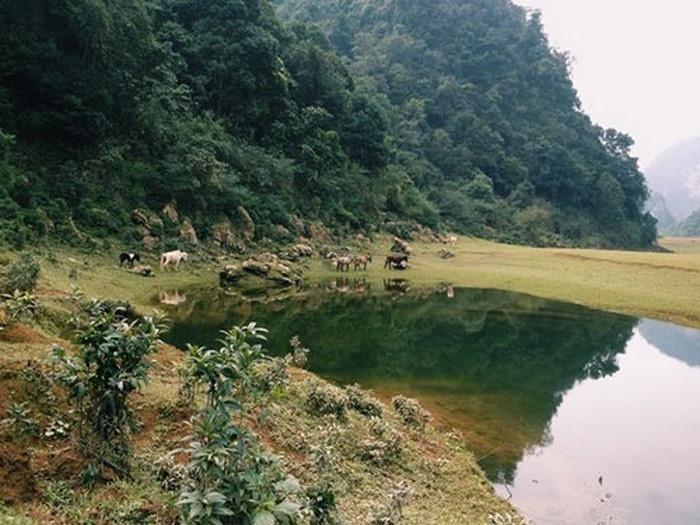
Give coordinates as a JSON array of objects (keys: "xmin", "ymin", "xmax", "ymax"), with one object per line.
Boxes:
[{"xmin": 119, "ymin": 252, "xmax": 141, "ymax": 269}]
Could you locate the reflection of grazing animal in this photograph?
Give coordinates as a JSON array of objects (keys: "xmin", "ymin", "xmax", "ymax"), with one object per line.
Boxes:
[
  {"xmin": 384, "ymin": 253, "xmax": 409, "ymax": 269},
  {"xmin": 119, "ymin": 252, "xmax": 140, "ymax": 269},
  {"xmin": 353, "ymin": 254, "xmax": 372, "ymax": 271},
  {"xmin": 158, "ymin": 290, "xmax": 188, "ymax": 306},
  {"xmin": 160, "ymin": 250, "xmax": 189, "ymax": 271},
  {"xmin": 335, "ymin": 255, "xmax": 353, "ymax": 272}
]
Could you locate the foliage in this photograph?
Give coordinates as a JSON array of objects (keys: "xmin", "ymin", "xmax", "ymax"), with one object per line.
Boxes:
[
  {"xmin": 2, "ymin": 402, "xmax": 39, "ymax": 437},
  {"xmin": 0, "ymin": 0, "xmax": 656, "ymax": 247},
  {"xmin": 305, "ymin": 383, "xmax": 347, "ymax": 422},
  {"xmin": 277, "ymin": 0, "xmax": 657, "ymax": 247},
  {"xmin": 289, "ymin": 335, "xmax": 309, "ymax": 368},
  {"xmin": 674, "ymin": 208, "xmax": 700, "ymax": 237},
  {"xmin": 52, "ymin": 299, "xmax": 162, "ymax": 478},
  {"xmin": 391, "ymin": 396, "xmax": 430, "ymax": 431},
  {"xmin": 345, "ymin": 384, "xmax": 382, "ymax": 418},
  {"xmin": 1, "ymin": 290, "xmax": 39, "ymax": 324},
  {"xmin": 178, "ymin": 323, "xmax": 302, "ymax": 525},
  {"xmin": 1, "ymin": 253, "xmax": 40, "ymax": 293}
]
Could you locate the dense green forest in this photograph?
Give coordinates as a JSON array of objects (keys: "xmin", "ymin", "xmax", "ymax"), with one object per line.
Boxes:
[{"xmin": 0, "ymin": 0, "xmax": 656, "ymax": 249}]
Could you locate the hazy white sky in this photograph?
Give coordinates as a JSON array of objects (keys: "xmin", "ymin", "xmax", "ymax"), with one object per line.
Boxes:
[{"xmin": 515, "ymin": 0, "xmax": 700, "ymax": 168}]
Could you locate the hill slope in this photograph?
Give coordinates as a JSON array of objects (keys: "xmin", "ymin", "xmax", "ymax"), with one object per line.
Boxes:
[
  {"xmin": 275, "ymin": 0, "xmax": 657, "ymax": 248},
  {"xmin": 0, "ymin": 0, "xmax": 655, "ymax": 248},
  {"xmin": 645, "ymin": 137, "xmax": 700, "ymax": 223}
]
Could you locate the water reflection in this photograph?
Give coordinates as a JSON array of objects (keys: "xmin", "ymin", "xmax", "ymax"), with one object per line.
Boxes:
[
  {"xmin": 162, "ymin": 286, "xmax": 700, "ymax": 523},
  {"xmin": 639, "ymin": 319, "xmax": 700, "ymax": 367},
  {"xmin": 163, "ymin": 286, "xmax": 636, "ymax": 483}
]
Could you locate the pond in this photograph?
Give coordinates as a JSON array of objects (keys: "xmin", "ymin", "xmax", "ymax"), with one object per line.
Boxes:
[{"xmin": 159, "ymin": 281, "xmax": 700, "ymax": 524}]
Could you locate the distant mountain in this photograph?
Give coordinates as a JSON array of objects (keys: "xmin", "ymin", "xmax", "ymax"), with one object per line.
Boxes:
[
  {"xmin": 639, "ymin": 319, "xmax": 700, "ymax": 368},
  {"xmin": 645, "ymin": 137, "xmax": 700, "ymax": 223},
  {"xmin": 646, "ymin": 191, "xmax": 676, "ymax": 233}
]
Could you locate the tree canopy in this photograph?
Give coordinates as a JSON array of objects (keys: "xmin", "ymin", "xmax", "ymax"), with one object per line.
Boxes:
[{"xmin": 0, "ymin": 0, "xmax": 656, "ymax": 248}]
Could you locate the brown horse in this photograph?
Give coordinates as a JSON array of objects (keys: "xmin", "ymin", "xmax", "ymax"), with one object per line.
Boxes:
[
  {"xmin": 335, "ymin": 255, "xmax": 353, "ymax": 272},
  {"xmin": 384, "ymin": 253, "xmax": 409, "ymax": 269},
  {"xmin": 353, "ymin": 254, "xmax": 372, "ymax": 271}
]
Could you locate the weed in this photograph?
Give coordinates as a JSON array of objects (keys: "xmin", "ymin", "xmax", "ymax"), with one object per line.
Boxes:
[
  {"xmin": 0, "ymin": 252, "xmax": 40, "ymax": 293},
  {"xmin": 345, "ymin": 384, "xmax": 382, "ymax": 418},
  {"xmin": 392, "ymin": 396, "xmax": 430, "ymax": 431},
  {"xmin": 306, "ymin": 383, "xmax": 347, "ymax": 422}
]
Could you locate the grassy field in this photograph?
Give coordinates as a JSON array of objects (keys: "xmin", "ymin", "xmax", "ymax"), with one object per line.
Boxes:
[
  {"xmin": 303, "ymin": 236, "xmax": 700, "ymax": 328},
  {"xmin": 20, "ymin": 235, "xmax": 700, "ymax": 329}
]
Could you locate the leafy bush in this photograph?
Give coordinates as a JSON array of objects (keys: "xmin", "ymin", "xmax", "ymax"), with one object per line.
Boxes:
[
  {"xmin": 52, "ymin": 299, "xmax": 162, "ymax": 478},
  {"xmin": 305, "ymin": 383, "xmax": 347, "ymax": 422},
  {"xmin": 1, "ymin": 252, "xmax": 40, "ymax": 293},
  {"xmin": 345, "ymin": 384, "xmax": 382, "ymax": 418},
  {"xmin": 391, "ymin": 396, "xmax": 430, "ymax": 431},
  {"xmin": 1, "ymin": 402, "xmax": 39, "ymax": 437},
  {"xmin": 178, "ymin": 323, "xmax": 302, "ymax": 525},
  {"xmin": 1, "ymin": 290, "xmax": 39, "ymax": 324},
  {"xmin": 289, "ymin": 335, "xmax": 309, "ymax": 369}
]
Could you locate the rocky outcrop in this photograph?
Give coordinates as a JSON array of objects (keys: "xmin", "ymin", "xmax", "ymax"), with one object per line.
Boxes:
[
  {"xmin": 391, "ymin": 237, "xmax": 412, "ymax": 255},
  {"xmin": 162, "ymin": 201, "xmax": 179, "ymax": 223},
  {"xmin": 220, "ymin": 254, "xmax": 303, "ymax": 289},
  {"xmin": 237, "ymin": 206, "xmax": 255, "ymax": 242},
  {"xmin": 131, "ymin": 209, "xmax": 162, "ymax": 248},
  {"xmin": 179, "ymin": 217, "xmax": 199, "ymax": 245}
]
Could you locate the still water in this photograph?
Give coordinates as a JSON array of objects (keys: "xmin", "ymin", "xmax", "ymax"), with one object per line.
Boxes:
[{"xmin": 160, "ymin": 282, "xmax": 700, "ymax": 524}]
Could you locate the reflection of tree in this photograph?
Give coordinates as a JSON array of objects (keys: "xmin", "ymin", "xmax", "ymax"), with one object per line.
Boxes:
[{"xmin": 163, "ymin": 286, "xmax": 636, "ymax": 483}]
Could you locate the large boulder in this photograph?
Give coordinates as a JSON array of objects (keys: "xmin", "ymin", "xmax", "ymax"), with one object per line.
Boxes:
[
  {"xmin": 391, "ymin": 237, "xmax": 412, "ymax": 255},
  {"xmin": 292, "ymin": 244, "xmax": 314, "ymax": 257}
]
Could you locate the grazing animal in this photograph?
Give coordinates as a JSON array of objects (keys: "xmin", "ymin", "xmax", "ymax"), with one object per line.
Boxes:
[
  {"xmin": 353, "ymin": 254, "xmax": 372, "ymax": 271},
  {"xmin": 119, "ymin": 252, "xmax": 140, "ymax": 269},
  {"xmin": 446, "ymin": 236, "xmax": 458, "ymax": 246},
  {"xmin": 384, "ymin": 253, "xmax": 409, "ymax": 270},
  {"xmin": 160, "ymin": 250, "xmax": 189, "ymax": 271},
  {"xmin": 335, "ymin": 255, "xmax": 353, "ymax": 272}
]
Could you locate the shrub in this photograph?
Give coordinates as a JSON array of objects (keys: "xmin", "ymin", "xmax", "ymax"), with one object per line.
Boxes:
[
  {"xmin": 391, "ymin": 396, "xmax": 430, "ymax": 430},
  {"xmin": 289, "ymin": 335, "xmax": 309, "ymax": 368},
  {"xmin": 369, "ymin": 481, "xmax": 413, "ymax": 525},
  {"xmin": 360, "ymin": 433, "xmax": 402, "ymax": 466},
  {"xmin": 345, "ymin": 384, "xmax": 382, "ymax": 418},
  {"xmin": 178, "ymin": 323, "xmax": 302, "ymax": 525},
  {"xmin": 1, "ymin": 252, "xmax": 40, "ymax": 293},
  {"xmin": 2, "ymin": 402, "xmax": 38, "ymax": 437},
  {"xmin": 52, "ymin": 299, "xmax": 162, "ymax": 478},
  {"xmin": 305, "ymin": 383, "xmax": 347, "ymax": 422},
  {"xmin": 1, "ymin": 290, "xmax": 39, "ymax": 324}
]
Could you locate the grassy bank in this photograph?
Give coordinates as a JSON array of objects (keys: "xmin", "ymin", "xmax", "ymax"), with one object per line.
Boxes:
[
  {"xmin": 0, "ymin": 245, "xmax": 521, "ymax": 524},
  {"xmin": 303, "ymin": 236, "xmax": 700, "ymax": 328},
  {"xmin": 21, "ymin": 235, "xmax": 700, "ymax": 329}
]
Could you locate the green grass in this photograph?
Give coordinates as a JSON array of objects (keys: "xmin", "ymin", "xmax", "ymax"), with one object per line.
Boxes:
[{"xmin": 304, "ymin": 236, "xmax": 700, "ymax": 328}]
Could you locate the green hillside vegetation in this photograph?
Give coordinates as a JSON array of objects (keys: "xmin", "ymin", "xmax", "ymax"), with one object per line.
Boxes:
[{"xmin": 1, "ymin": 0, "xmax": 655, "ymax": 249}]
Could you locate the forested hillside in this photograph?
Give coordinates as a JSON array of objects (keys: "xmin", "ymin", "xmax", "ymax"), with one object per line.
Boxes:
[{"xmin": 0, "ymin": 0, "xmax": 656, "ymax": 249}]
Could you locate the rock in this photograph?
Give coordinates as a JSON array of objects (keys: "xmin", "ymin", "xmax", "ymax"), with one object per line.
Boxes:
[
  {"xmin": 355, "ymin": 233, "xmax": 369, "ymax": 243},
  {"xmin": 219, "ymin": 264, "xmax": 243, "ymax": 286},
  {"xmin": 242, "ymin": 260, "xmax": 270, "ymax": 277},
  {"xmin": 292, "ymin": 243, "xmax": 314, "ymax": 257},
  {"xmin": 237, "ymin": 206, "xmax": 255, "ymax": 242},
  {"xmin": 253, "ymin": 252, "xmax": 279, "ymax": 264},
  {"xmin": 128, "ymin": 265, "xmax": 154, "ymax": 277},
  {"xmin": 391, "ymin": 237, "xmax": 412, "ymax": 255},
  {"xmin": 162, "ymin": 201, "xmax": 179, "ymax": 223},
  {"xmin": 273, "ymin": 224, "xmax": 291, "ymax": 238},
  {"xmin": 131, "ymin": 209, "xmax": 150, "ymax": 228},
  {"xmin": 179, "ymin": 217, "xmax": 199, "ymax": 245},
  {"xmin": 438, "ymin": 249, "xmax": 455, "ymax": 259},
  {"xmin": 212, "ymin": 220, "xmax": 236, "ymax": 249}
]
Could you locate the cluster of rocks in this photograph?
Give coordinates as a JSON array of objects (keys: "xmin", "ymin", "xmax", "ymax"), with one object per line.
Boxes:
[
  {"xmin": 438, "ymin": 249, "xmax": 455, "ymax": 259},
  {"xmin": 219, "ymin": 252, "xmax": 303, "ymax": 289}
]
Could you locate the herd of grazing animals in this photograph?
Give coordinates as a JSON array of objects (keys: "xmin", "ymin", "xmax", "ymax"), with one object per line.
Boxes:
[{"xmin": 117, "ymin": 236, "xmax": 456, "ymax": 275}]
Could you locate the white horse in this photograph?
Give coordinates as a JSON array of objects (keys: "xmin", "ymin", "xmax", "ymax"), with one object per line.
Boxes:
[{"xmin": 160, "ymin": 250, "xmax": 189, "ymax": 271}]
